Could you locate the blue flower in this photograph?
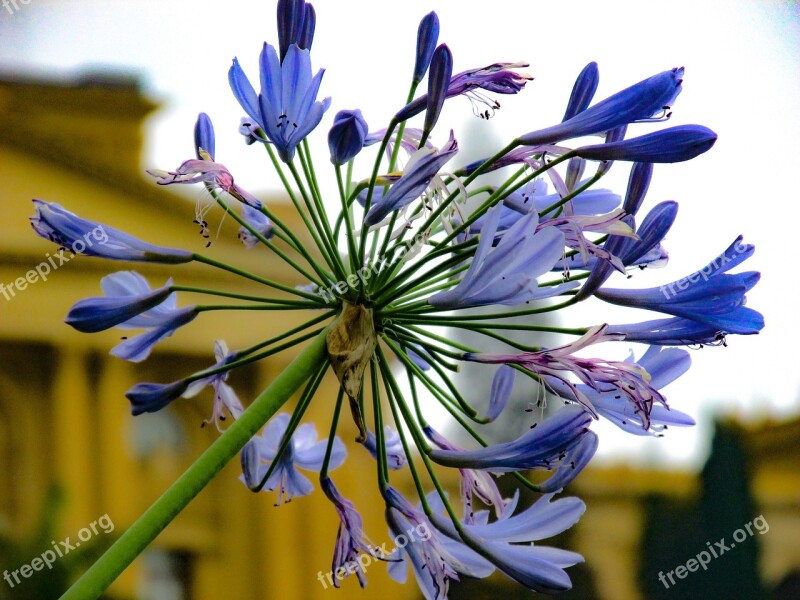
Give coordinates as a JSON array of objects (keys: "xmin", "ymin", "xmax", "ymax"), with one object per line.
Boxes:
[
  {"xmin": 574, "ymin": 125, "xmax": 717, "ymax": 163},
  {"xmin": 519, "ymin": 67, "xmax": 684, "ymax": 146},
  {"xmin": 361, "ymin": 426, "xmax": 407, "ymax": 469},
  {"xmin": 485, "ymin": 365, "xmax": 516, "ymax": 422},
  {"xmin": 238, "ymin": 204, "xmax": 274, "ymax": 248},
  {"xmin": 277, "ymin": 0, "xmax": 316, "ymax": 62},
  {"xmin": 607, "ymin": 315, "xmax": 756, "ymax": 347},
  {"xmin": 413, "ymin": 12, "xmax": 440, "ymax": 84},
  {"xmin": 429, "ymin": 405, "xmax": 597, "ymax": 492},
  {"xmin": 576, "ymin": 201, "xmax": 678, "ymax": 300},
  {"xmin": 194, "ymin": 112, "xmax": 215, "ymax": 159},
  {"xmin": 547, "ymin": 346, "xmax": 695, "ymax": 435},
  {"xmin": 328, "ymin": 109, "xmax": 369, "ymax": 166},
  {"xmin": 562, "ymin": 61, "xmax": 599, "ymax": 122},
  {"xmin": 240, "ymin": 413, "xmax": 346, "ymax": 503},
  {"xmin": 125, "ymin": 380, "xmax": 189, "ymax": 416},
  {"xmin": 429, "ymin": 205, "xmax": 576, "ymax": 308},
  {"xmin": 422, "ymin": 44, "xmax": 453, "ymax": 140},
  {"xmin": 364, "ymin": 132, "xmax": 458, "ymax": 226},
  {"xmin": 30, "ymin": 201, "xmax": 193, "ymax": 264},
  {"xmin": 229, "ymin": 43, "xmax": 331, "ymax": 162},
  {"xmin": 425, "ymin": 490, "xmax": 585, "ymax": 593},
  {"xmin": 66, "ymin": 272, "xmax": 174, "ymax": 333},
  {"xmin": 71, "ymin": 271, "xmax": 198, "ymax": 363},
  {"xmin": 596, "ymin": 236, "xmax": 763, "ymax": 334}
]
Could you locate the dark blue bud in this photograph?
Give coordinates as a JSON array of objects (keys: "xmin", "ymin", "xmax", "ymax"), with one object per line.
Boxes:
[
  {"xmin": 413, "ymin": 11, "xmax": 440, "ymax": 84},
  {"xmin": 126, "ymin": 380, "xmax": 189, "ymax": 416},
  {"xmin": 623, "ymin": 162, "xmax": 654, "ymax": 215},
  {"xmin": 562, "ymin": 61, "xmax": 599, "ymax": 122},
  {"xmin": 575, "ymin": 125, "xmax": 717, "ymax": 163},
  {"xmin": 277, "ymin": 0, "xmax": 314, "ymax": 62},
  {"xmin": 298, "ymin": 3, "xmax": 316, "ymax": 51},
  {"xmin": 328, "ymin": 109, "xmax": 369, "ymax": 166},
  {"xmin": 194, "ymin": 112, "xmax": 215, "ymax": 160},
  {"xmin": 422, "ymin": 44, "xmax": 453, "ymax": 142}
]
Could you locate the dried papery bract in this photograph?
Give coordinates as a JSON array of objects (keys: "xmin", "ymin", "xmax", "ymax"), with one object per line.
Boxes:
[{"xmin": 326, "ymin": 302, "xmax": 377, "ymax": 441}]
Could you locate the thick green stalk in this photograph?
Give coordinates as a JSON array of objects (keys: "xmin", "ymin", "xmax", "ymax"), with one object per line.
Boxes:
[{"xmin": 60, "ymin": 330, "xmax": 329, "ymax": 599}]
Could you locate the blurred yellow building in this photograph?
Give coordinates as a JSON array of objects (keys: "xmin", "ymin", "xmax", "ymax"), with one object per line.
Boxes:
[{"xmin": 1, "ymin": 72, "xmax": 798, "ymax": 600}]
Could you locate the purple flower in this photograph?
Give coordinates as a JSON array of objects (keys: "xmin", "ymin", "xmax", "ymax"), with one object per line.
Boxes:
[
  {"xmin": 321, "ymin": 477, "xmax": 376, "ymax": 588},
  {"xmin": 240, "ymin": 413, "xmax": 346, "ymax": 503},
  {"xmin": 147, "ymin": 158, "xmax": 263, "ymax": 209},
  {"xmin": 547, "ymin": 346, "xmax": 695, "ymax": 435},
  {"xmin": 429, "ymin": 205, "xmax": 575, "ymax": 308},
  {"xmin": 397, "ymin": 62, "xmax": 532, "ymax": 122},
  {"xmin": 364, "ymin": 132, "xmax": 458, "ymax": 226},
  {"xmin": 413, "ymin": 12, "xmax": 440, "ymax": 84},
  {"xmin": 30, "ymin": 201, "xmax": 193, "ymax": 264},
  {"xmin": 229, "ymin": 43, "xmax": 330, "ymax": 162},
  {"xmin": 596, "ymin": 236, "xmax": 763, "ymax": 334},
  {"xmin": 519, "ymin": 67, "xmax": 684, "ymax": 146},
  {"xmin": 328, "ymin": 109, "xmax": 369, "ymax": 166},
  {"xmin": 429, "ymin": 405, "xmax": 597, "ymax": 492},
  {"xmin": 238, "ymin": 204, "xmax": 274, "ymax": 247},
  {"xmin": 574, "ymin": 125, "xmax": 718, "ymax": 163},
  {"xmin": 464, "ymin": 325, "xmax": 667, "ymax": 431}
]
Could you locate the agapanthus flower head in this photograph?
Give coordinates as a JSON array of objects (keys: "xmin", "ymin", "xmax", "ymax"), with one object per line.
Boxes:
[{"xmin": 42, "ymin": 6, "xmax": 763, "ymax": 600}]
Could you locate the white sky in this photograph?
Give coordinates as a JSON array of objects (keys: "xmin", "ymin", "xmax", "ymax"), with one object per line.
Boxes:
[{"xmin": 1, "ymin": 0, "xmax": 799, "ymax": 468}]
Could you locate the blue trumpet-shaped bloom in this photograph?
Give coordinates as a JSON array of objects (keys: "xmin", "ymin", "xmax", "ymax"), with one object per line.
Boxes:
[
  {"xmin": 547, "ymin": 346, "xmax": 695, "ymax": 435},
  {"xmin": 519, "ymin": 67, "xmax": 683, "ymax": 146},
  {"xmin": 125, "ymin": 380, "xmax": 190, "ymax": 416},
  {"xmin": 429, "ymin": 405, "xmax": 597, "ymax": 492},
  {"xmin": 426, "ymin": 490, "xmax": 585, "ymax": 593},
  {"xmin": 364, "ymin": 133, "xmax": 458, "ymax": 226},
  {"xmin": 429, "ymin": 205, "xmax": 576, "ymax": 308},
  {"xmin": 89, "ymin": 272, "xmax": 199, "ymax": 363},
  {"xmin": 229, "ymin": 43, "xmax": 331, "ymax": 162},
  {"xmin": 485, "ymin": 365, "xmax": 516, "ymax": 422},
  {"xmin": 361, "ymin": 426, "xmax": 407, "ymax": 470},
  {"xmin": 241, "ymin": 413, "xmax": 346, "ymax": 503},
  {"xmin": 597, "ymin": 236, "xmax": 763, "ymax": 334},
  {"xmin": 607, "ymin": 316, "xmax": 741, "ymax": 346},
  {"xmin": 328, "ymin": 109, "xmax": 369, "ymax": 166},
  {"xmin": 575, "ymin": 125, "xmax": 717, "ymax": 163},
  {"xmin": 31, "ymin": 201, "xmax": 193, "ymax": 264}
]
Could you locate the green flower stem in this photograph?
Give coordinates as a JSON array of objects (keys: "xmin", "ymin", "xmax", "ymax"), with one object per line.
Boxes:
[
  {"xmin": 319, "ymin": 388, "xmax": 345, "ymax": 479},
  {"xmin": 335, "ymin": 164, "xmax": 360, "ymax": 274},
  {"xmin": 287, "ymin": 160, "xmax": 346, "ymax": 280},
  {"xmin": 393, "ymin": 297, "xmax": 577, "ymax": 321},
  {"xmin": 171, "ymin": 285, "xmax": 311, "ymax": 306},
  {"xmin": 238, "ymin": 312, "xmax": 335, "ymax": 358},
  {"xmin": 209, "ymin": 191, "xmax": 324, "ymax": 286},
  {"xmin": 370, "ymin": 361, "xmax": 390, "ymax": 486},
  {"xmin": 192, "ymin": 254, "xmax": 325, "ymax": 303},
  {"xmin": 61, "ymin": 329, "xmax": 330, "ymax": 600}
]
